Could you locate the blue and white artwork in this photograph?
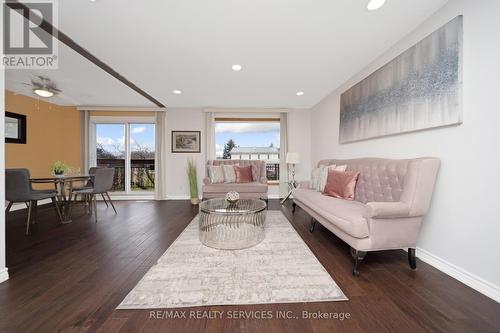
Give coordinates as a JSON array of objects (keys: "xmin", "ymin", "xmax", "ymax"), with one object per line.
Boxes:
[{"xmin": 339, "ymin": 16, "xmax": 463, "ymax": 143}]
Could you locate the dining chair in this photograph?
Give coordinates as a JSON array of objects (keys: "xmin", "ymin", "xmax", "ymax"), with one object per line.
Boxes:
[
  {"xmin": 72, "ymin": 167, "xmax": 109, "ymax": 206},
  {"xmin": 72, "ymin": 168, "xmax": 117, "ymax": 222},
  {"xmin": 5, "ymin": 168, "xmax": 63, "ymax": 235}
]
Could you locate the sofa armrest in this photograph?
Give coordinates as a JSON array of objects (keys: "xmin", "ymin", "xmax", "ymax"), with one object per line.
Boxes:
[
  {"xmin": 364, "ymin": 202, "xmax": 413, "ymax": 219},
  {"xmin": 298, "ymin": 181, "xmax": 311, "ymax": 189},
  {"xmin": 259, "ymin": 177, "xmax": 268, "ymax": 184},
  {"xmin": 203, "ymin": 177, "xmax": 212, "ymax": 185}
]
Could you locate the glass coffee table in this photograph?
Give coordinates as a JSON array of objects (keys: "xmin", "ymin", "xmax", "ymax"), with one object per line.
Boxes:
[{"xmin": 199, "ymin": 198, "xmax": 267, "ymax": 250}]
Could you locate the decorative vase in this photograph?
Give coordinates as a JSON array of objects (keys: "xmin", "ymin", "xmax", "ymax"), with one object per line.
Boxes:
[
  {"xmin": 191, "ymin": 197, "xmax": 200, "ymax": 205},
  {"xmin": 225, "ymin": 191, "xmax": 240, "ymax": 204},
  {"xmin": 54, "ymin": 170, "xmax": 64, "ymax": 176}
]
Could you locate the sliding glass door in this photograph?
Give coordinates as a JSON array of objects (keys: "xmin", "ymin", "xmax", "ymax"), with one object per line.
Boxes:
[
  {"xmin": 90, "ymin": 117, "xmax": 155, "ymax": 195},
  {"xmin": 130, "ymin": 124, "xmax": 155, "ymax": 192},
  {"xmin": 95, "ymin": 123, "xmax": 126, "ymax": 191}
]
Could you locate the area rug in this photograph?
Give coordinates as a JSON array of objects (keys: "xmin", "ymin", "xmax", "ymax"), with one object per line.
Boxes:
[{"xmin": 117, "ymin": 211, "xmax": 347, "ymax": 309}]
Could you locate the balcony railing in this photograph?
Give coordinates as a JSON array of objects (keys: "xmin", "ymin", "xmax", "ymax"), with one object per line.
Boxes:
[
  {"xmin": 266, "ymin": 163, "xmax": 279, "ymax": 181},
  {"xmin": 97, "ymin": 158, "xmax": 155, "ymax": 191}
]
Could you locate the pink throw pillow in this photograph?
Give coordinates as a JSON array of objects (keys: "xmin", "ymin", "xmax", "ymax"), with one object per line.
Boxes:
[
  {"xmin": 234, "ymin": 165, "xmax": 253, "ymax": 183},
  {"xmin": 323, "ymin": 170, "xmax": 360, "ymax": 200}
]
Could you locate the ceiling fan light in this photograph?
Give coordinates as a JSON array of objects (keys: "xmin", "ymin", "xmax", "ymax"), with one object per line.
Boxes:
[{"xmin": 34, "ymin": 89, "xmax": 54, "ymax": 98}]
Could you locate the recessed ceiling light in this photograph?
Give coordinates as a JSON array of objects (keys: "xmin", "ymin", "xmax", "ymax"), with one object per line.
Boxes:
[
  {"xmin": 296, "ymin": 91, "xmax": 304, "ymax": 96},
  {"xmin": 232, "ymin": 64, "xmax": 242, "ymax": 71},
  {"xmin": 34, "ymin": 89, "xmax": 54, "ymax": 98},
  {"xmin": 367, "ymin": 0, "xmax": 386, "ymax": 11},
  {"xmin": 173, "ymin": 89, "xmax": 182, "ymax": 95}
]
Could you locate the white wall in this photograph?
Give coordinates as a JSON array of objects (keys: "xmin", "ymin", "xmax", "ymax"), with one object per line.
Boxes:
[
  {"xmin": 310, "ymin": 0, "xmax": 500, "ymax": 301},
  {"xmin": 0, "ymin": 67, "xmax": 8, "ymax": 283},
  {"xmin": 165, "ymin": 108, "xmax": 206, "ymax": 199},
  {"xmin": 165, "ymin": 108, "xmax": 311, "ymax": 199},
  {"xmin": 288, "ymin": 109, "xmax": 311, "ymax": 182}
]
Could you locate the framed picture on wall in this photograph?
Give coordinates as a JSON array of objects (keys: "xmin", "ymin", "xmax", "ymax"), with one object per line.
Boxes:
[
  {"xmin": 171, "ymin": 131, "xmax": 201, "ymax": 153},
  {"xmin": 5, "ymin": 112, "xmax": 27, "ymax": 144}
]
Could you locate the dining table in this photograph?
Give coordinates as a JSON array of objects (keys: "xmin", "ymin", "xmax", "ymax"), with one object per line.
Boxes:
[{"xmin": 30, "ymin": 174, "xmax": 92, "ymax": 224}]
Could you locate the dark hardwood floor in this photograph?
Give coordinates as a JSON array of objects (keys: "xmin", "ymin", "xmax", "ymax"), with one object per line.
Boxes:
[{"xmin": 1, "ymin": 200, "xmax": 499, "ymax": 333}]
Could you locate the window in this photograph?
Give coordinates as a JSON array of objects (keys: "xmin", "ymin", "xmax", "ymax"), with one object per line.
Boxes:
[
  {"xmin": 215, "ymin": 118, "xmax": 280, "ymax": 181},
  {"xmin": 90, "ymin": 117, "xmax": 155, "ymax": 195}
]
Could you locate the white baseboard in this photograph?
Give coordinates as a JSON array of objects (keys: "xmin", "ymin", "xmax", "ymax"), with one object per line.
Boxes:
[
  {"xmin": 9, "ymin": 199, "xmax": 52, "ymax": 211},
  {"xmin": 106, "ymin": 194, "xmax": 154, "ymax": 201},
  {"xmin": 0, "ymin": 267, "xmax": 9, "ymax": 284},
  {"xmin": 416, "ymin": 247, "xmax": 500, "ymax": 303},
  {"xmin": 7, "ymin": 195, "xmax": 155, "ymax": 211},
  {"xmin": 167, "ymin": 195, "xmax": 191, "ymax": 200}
]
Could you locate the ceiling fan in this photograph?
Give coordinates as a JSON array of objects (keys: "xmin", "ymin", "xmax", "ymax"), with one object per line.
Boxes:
[{"xmin": 30, "ymin": 76, "xmax": 62, "ymax": 98}]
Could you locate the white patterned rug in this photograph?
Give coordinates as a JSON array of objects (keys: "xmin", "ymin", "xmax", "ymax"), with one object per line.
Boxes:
[{"xmin": 118, "ymin": 211, "xmax": 347, "ymax": 309}]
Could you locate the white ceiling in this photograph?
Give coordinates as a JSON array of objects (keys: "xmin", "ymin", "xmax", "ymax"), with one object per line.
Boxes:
[
  {"xmin": 6, "ymin": 0, "xmax": 448, "ymax": 108},
  {"xmin": 6, "ymin": 42, "xmax": 156, "ymax": 106}
]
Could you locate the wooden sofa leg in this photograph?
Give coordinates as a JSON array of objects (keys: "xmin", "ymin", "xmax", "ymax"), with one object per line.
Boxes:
[
  {"xmin": 309, "ymin": 218, "xmax": 316, "ymax": 233},
  {"xmin": 292, "ymin": 202, "xmax": 297, "ymax": 214},
  {"xmin": 351, "ymin": 248, "xmax": 366, "ymax": 277},
  {"xmin": 408, "ymin": 248, "xmax": 417, "ymax": 269}
]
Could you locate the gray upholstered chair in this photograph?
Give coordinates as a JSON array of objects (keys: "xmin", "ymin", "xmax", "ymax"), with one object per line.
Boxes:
[
  {"xmin": 72, "ymin": 168, "xmax": 116, "ymax": 222},
  {"xmin": 5, "ymin": 168, "xmax": 63, "ymax": 235},
  {"xmin": 72, "ymin": 167, "xmax": 111, "ymax": 207}
]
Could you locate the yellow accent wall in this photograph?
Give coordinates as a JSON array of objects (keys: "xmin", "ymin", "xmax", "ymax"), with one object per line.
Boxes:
[{"xmin": 5, "ymin": 90, "xmax": 82, "ymax": 178}]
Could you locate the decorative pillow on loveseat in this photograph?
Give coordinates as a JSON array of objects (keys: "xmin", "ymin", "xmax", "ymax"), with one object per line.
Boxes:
[
  {"xmin": 323, "ymin": 169, "xmax": 360, "ymax": 200},
  {"xmin": 311, "ymin": 164, "xmax": 347, "ymax": 192},
  {"xmin": 234, "ymin": 165, "xmax": 253, "ymax": 183},
  {"xmin": 222, "ymin": 164, "xmax": 237, "ymax": 183},
  {"xmin": 208, "ymin": 165, "xmax": 225, "ymax": 183}
]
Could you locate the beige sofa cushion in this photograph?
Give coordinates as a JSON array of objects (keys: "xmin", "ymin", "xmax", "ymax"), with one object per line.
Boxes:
[
  {"xmin": 293, "ymin": 188, "xmax": 369, "ymax": 238},
  {"xmin": 203, "ymin": 182, "xmax": 267, "ymax": 193},
  {"xmin": 208, "ymin": 165, "xmax": 225, "ymax": 183}
]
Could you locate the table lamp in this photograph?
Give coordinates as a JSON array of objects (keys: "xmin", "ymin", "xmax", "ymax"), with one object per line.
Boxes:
[{"xmin": 286, "ymin": 152, "xmax": 300, "ymax": 184}]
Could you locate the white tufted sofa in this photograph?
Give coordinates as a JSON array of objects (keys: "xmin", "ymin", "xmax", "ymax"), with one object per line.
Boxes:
[{"xmin": 292, "ymin": 157, "xmax": 440, "ymax": 275}]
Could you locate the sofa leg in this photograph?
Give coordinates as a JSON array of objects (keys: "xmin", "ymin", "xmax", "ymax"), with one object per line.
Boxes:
[
  {"xmin": 309, "ymin": 218, "xmax": 316, "ymax": 233},
  {"xmin": 292, "ymin": 202, "xmax": 297, "ymax": 214},
  {"xmin": 351, "ymin": 248, "xmax": 366, "ymax": 277},
  {"xmin": 408, "ymin": 248, "xmax": 417, "ymax": 269}
]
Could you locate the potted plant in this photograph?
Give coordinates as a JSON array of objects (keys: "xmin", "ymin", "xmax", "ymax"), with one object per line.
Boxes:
[
  {"xmin": 51, "ymin": 161, "xmax": 69, "ymax": 176},
  {"xmin": 187, "ymin": 159, "xmax": 199, "ymax": 205}
]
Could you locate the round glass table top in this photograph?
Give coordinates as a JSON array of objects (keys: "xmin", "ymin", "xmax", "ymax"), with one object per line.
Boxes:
[{"xmin": 199, "ymin": 198, "xmax": 267, "ymax": 214}]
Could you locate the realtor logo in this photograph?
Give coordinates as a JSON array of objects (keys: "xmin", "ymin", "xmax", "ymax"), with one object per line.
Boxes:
[{"xmin": 2, "ymin": 0, "xmax": 58, "ymax": 69}]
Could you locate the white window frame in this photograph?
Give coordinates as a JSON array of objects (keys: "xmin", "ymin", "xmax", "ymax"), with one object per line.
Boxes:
[
  {"xmin": 213, "ymin": 117, "xmax": 281, "ymax": 184},
  {"xmin": 89, "ymin": 116, "xmax": 155, "ymax": 197}
]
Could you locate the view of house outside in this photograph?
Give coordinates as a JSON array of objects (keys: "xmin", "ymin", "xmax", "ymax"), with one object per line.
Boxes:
[{"xmin": 215, "ymin": 121, "xmax": 280, "ymax": 181}]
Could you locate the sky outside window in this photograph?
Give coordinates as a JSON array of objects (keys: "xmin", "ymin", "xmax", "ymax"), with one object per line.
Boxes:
[
  {"xmin": 215, "ymin": 122, "xmax": 280, "ymax": 158},
  {"xmin": 96, "ymin": 124, "xmax": 155, "ymax": 158}
]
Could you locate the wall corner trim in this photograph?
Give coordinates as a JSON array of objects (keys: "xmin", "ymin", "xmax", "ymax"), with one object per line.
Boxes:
[
  {"xmin": 416, "ymin": 247, "xmax": 500, "ymax": 303},
  {"xmin": 0, "ymin": 267, "xmax": 9, "ymax": 284}
]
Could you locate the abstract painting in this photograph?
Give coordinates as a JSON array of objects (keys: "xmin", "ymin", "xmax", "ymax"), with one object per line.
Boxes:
[{"xmin": 339, "ymin": 16, "xmax": 463, "ymax": 143}]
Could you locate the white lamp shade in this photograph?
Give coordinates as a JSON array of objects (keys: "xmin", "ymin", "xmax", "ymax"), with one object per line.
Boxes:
[{"xmin": 286, "ymin": 152, "xmax": 300, "ymax": 164}]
